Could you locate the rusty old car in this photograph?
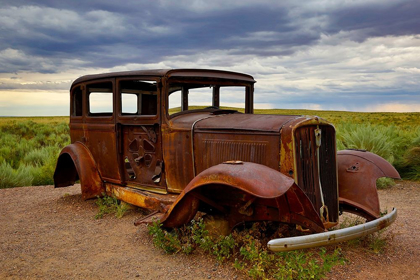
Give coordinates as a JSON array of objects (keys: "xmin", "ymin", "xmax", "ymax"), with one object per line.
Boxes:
[{"xmin": 54, "ymin": 69, "xmax": 399, "ymax": 251}]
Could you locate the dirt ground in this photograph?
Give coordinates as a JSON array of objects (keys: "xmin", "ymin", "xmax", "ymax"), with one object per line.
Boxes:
[{"xmin": 0, "ymin": 181, "xmax": 419, "ymax": 280}]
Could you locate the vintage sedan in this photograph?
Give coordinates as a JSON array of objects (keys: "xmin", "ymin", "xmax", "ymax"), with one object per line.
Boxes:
[{"xmin": 54, "ymin": 69, "xmax": 399, "ymax": 251}]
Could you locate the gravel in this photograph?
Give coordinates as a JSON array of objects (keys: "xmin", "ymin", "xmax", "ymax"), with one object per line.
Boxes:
[{"xmin": 0, "ymin": 181, "xmax": 419, "ymax": 279}]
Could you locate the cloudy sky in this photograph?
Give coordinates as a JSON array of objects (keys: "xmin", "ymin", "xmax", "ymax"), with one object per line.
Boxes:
[{"xmin": 1, "ymin": 0, "xmax": 420, "ymax": 116}]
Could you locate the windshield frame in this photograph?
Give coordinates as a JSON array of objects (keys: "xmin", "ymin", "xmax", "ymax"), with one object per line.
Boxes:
[{"xmin": 165, "ymin": 78, "xmax": 254, "ymax": 119}]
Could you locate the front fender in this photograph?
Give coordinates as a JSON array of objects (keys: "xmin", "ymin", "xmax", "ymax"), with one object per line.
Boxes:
[
  {"xmin": 338, "ymin": 150, "xmax": 400, "ymax": 220},
  {"xmin": 54, "ymin": 142, "xmax": 104, "ymax": 199},
  {"xmin": 161, "ymin": 162, "xmax": 325, "ymax": 232}
]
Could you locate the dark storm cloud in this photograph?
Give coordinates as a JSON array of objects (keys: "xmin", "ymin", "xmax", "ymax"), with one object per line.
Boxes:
[
  {"xmin": 2, "ymin": 1, "xmax": 418, "ymax": 74},
  {"xmin": 0, "ymin": 2, "xmax": 296, "ymax": 69},
  {"xmin": 327, "ymin": 0, "xmax": 420, "ymax": 40},
  {"xmin": 1, "ymin": 0, "xmax": 420, "ymax": 115}
]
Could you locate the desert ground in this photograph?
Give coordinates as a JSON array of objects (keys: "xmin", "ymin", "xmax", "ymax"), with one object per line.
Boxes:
[{"xmin": 0, "ymin": 181, "xmax": 419, "ymax": 279}]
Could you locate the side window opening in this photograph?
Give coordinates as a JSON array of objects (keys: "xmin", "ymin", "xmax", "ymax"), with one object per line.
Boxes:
[
  {"xmin": 87, "ymin": 82, "xmax": 113, "ymax": 116},
  {"xmin": 120, "ymin": 80, "xmax": 157, "ymax": 116},
  {"xmin": 72, "ymin": 86, "xmax": 83, "ymax": 116},
  {"xmin": 122, "ymin": 93, "xmax": 138, "ymax": 114}
]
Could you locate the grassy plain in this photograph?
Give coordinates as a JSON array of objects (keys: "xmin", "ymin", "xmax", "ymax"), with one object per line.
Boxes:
[
  {"xmin": 0, "ymin": 109, "xmax": 419, "ymax": 188},
  {"xmin": 254, "ymin": 108, "xmax": 420, "ymax": 128},
  {"xmin": 0, "ymin": 118, "xmax": 70, "ymax": 188},
  {"xmin": 172, "ymin": 106, "xmax": 420, "ymax": 128},
  {"xmin": 0, "ymin": 116, "xmax": 68, "ymax": 125}
]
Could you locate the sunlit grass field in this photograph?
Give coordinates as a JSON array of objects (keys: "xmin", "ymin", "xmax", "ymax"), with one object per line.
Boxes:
[
  {"xmin": 0, "ymin": 116, "xmax": 69, "ymax": 125},
  {"xmin": 171, "ymin": 106, "xmax": 420, "ymax": 128},
  {"xmin": 1, "ymin": 108, "xmax": 419, "ymax": 188},
  {"xmin": 0, "ymin": 118, "xmax": 70, "ymax": 188},
  {"xmin": 255, "ymin": 109, "xmax": 420, "ymax": 129}
]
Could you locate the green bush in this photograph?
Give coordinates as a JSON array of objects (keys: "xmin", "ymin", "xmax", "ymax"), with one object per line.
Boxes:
[
  {"xmin": 396, "ymin": 133, "xmax": 420, "ymax": 180},
  {"xmin": 336, "ymin": 122, "xmax": 420, "ymax": 183},
  {"xmin": 148, "ymin": 220, "xmax": 345, "ymax": 280},
  {"xmin": 336, "ymin": 123, "xmax": 397, "ymax": 163},
  {"xmin": 0, "ymin": 161, "xmax": 34, "ymax": 188},
  {"xmin": 0, "ymin": 120, "xmax": 69, "ymax": 188},
  {"xmin": 95, "ymin": 194, "xmax": 130, "ymax": 219},
  {"xmin": 1, "ymin": 112, "xmax": 419, "ymax": 189}
]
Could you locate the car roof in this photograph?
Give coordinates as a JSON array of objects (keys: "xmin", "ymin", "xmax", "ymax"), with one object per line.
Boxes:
[{"xmin": 71, "ymin": 69, "xmax": 255, "ymax": 88}]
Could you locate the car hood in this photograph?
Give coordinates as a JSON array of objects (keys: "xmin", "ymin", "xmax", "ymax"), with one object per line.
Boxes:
[{"xmin": 194, "ymin": 113, "xmax": 302, "ymax": 133}]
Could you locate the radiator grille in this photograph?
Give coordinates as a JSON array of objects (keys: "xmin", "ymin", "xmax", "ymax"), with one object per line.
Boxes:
[
  {"xmin": 202, "ymin": 140, "xmax": 267, "ymax": 169},
  {"xmin": 294, "ymin": 125, "xmax": 338, "ymax": 222}
]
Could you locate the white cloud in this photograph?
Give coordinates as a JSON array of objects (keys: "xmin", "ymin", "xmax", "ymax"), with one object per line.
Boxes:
[
  {"xmin": 394, "ymin": 67, "xmax": 420, "ymax": 74},
  {"xmin": 1, "ymin": 6, "xmax": 420, "ymax": 115},
  {"xmin": 0, "ymin": 33, "xmax": 420, "ymax": 114}
]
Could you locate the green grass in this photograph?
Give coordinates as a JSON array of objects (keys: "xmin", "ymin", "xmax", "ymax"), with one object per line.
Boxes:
[
  {"xmin": 170, "ymin": 107, "xmax": 420, "ymax": 129},
  {"xmin": 0, "ymin": 116, "xmax": 69, "ymax": 125},
  {"xmin": 0, "ymin": 118, "xmax": 70, "ymax": 188},
  {"xmin": 254, "ymin": 109, "xmax": 420, "ymax": 129},
  {"xmin": 1, "ymin": 108, "xmax": 419, "ymax": 188},
  {"xmin": 148, "ymin": 220, "xmax": 345, "ymax": 280},
  {"xmin": 95, "ymin": 194, "xmax": 130, "ymax": 219},
  {"xmin": 148, "ymin": 215, "xmax": 395, "ymax": 279},
  {"xmin": 338, "ymin": 213, "xmax": 390, "ymax": 254}
]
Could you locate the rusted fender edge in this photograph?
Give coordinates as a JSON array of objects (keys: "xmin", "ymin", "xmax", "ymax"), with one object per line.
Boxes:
[
  {"xmin": 160, "ymin": 162, "xmax": 324, "ymax": 232},
  {"xmin": 54, "ymin": 142, "xmax": 104, "ymax": 200},
  {"xmin": 338, "ymin": 150, "xmax": 400, "ymax": 220},
  {"xmin": 267, "ymin": 208, "xmax": 397, "ymax": 252},
  {"xmin": 160, "ymin": 161, "xmax": 295, "ymax": 228}
]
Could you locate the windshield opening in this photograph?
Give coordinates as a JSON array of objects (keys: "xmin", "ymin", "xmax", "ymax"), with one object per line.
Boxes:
[{"xmin": 168, "ymin": 83, "xmax": 248, "ymax": 116}]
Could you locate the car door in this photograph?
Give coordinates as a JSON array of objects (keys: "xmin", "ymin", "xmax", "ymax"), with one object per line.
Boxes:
[
  {"xmin": 116, "ymin": 77, "xmax": 165, "ymax": 193},
  {"xmin": 82, "ymin": 79, "xmax": 122, "ymax": 182}
]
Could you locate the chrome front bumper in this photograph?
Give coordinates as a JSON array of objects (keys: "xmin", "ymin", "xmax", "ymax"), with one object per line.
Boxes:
[{"xmin": 267, "ymin": 208, "xmax": 397, "ymax": 252}]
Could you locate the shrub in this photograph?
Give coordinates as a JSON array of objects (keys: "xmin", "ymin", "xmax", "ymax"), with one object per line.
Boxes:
[
  {"xmin": 0, "ymin": 120, "xmax": 70, "ymax": 188},
  {"xmin": 336, "ymin": 122, "xmax": 420, "ymax": 185},
  {"xmin": 0, "ymin": 161, "xmax": 34, "ymax": 188},
  {"xmin": 338, "ymin": 213, "xmax": 390, "ymax": 254},
  {"xmin": 376, "ymin": 177, "xmax": 395, "ymax": 190},
  {"xmin": 148, "ymin": 220, "xmax": 345, "ymax": 279},
  {"xmin": 396, "ymin": 133, "xmax": 420, "ymax": 180},
  {"xmin": 148, "ymin": 221, "xmax": 183, "ymax": 254},
  {"xmin": 336, "ymin": 123, "xmax": 397, "ymax": 164},
  {"xmin": 95, "ymin": 194, "xmax": 130, "ymax": 219}
]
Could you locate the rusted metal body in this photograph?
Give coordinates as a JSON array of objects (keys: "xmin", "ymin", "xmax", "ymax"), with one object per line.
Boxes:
[
  {"xmin": 160, "ymin": 162, "xmax": 325, "ymax": 233},
  {"xmin": 54, "ymin": 69, "xmax": 399, "ymax": 245},
  {"xmin": 54, "ymin": 142, "xmax": 104, "ymax": 199},
  {"xmin": 337, "ymin": 150, "xmax": 400, "ymax": 220}
]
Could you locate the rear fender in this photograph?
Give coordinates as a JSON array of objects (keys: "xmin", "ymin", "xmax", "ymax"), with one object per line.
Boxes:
[
  {"xmin": 161, "ymin": 162, "xmax": 325, "ymax": 232},
  {"xmin": 338, "ymin": 150, "xmax": 400, "ymax": 220},
  {"xmin": 54, "ymin": 142, "xmax": 104, "ymax": 200}
]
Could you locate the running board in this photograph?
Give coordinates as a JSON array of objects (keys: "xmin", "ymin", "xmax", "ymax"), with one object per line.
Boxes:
[{"xmin": 105, "ymin": 183, "xmax": 177, "ymax": 211}]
